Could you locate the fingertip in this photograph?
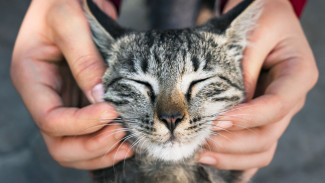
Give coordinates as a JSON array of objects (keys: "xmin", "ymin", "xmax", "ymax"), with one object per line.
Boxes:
[
  {"xmin": 114, "ymin": 144, "xmax": 134, "ymax": 161},
  {"xmin": 89, "ymin": 83, "xmax": 105, "ymax": 104},
  {"xmin": 198, "ymin": 154, "xmax": 218, "ymax": 166},
  {"xmin": 213, "ymin": 121, "xmax": 233, "ymax": 131},
  {"xmin": 99, "ymin": 103, "xmax": 119, "ymax": 123},
  {"xmin": 114, "ymin": 129, "xmax": 126, "ymax": 140}
]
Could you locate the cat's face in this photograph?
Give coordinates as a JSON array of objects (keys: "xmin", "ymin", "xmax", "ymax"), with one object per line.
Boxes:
[
  {"xmin": 84, "ymin": 0, "xmax": 261, "ymax": 161},
  {"xmin": 102, "ymin": 30, "xmax": 244, "ymax": 160}
]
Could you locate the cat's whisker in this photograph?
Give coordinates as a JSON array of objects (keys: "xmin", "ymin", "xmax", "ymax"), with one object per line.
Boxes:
[
  {"xmin": 203, "ymin": 140, "xmax": 213, "ymax": 152},
  {"xmin": 210, "ymin": 125, "xmax": 232, "ymax": 133},
  {"xmin": 206, "ymin": 137, "xmax": 223, "ymax": 150},
  {"xmin": 77, "ymin": 122, "xmax": 124, "ymax": 135},
  {"xmin": 197, "ymin": 106, "xmax": 255, "ymax": 121},
  {"xmin": 123, "ymin": 136, "xmax": 145, "ymax": 162},
  {"xmin": 102, "ymin": 133, "xmax": 136, "ymax": 163},
  {"xmin": 122, "ymin": 136, "xmax": 146, "ymax": 173},
  {"xmin": 210, "ymin": 132, "xmax": 232, "ymax": 142},
  {"xmin": 215, "ymin": 114, "xmax": 251, "ymax": 120},
  {"xmin": 219, "ymin": 105, "xmax": 255, "ymax": 114},
  {"xmin": 231, "ymin": 124, "xmax": 258, "ymax": 134},
  {"xmin": 89, "ymin": 123, "xmax": 123, "ymax": 129},
  {"xmin": 89, "ymin": 127, "xmax": 130, "ymax": 140},
  {"xmin": 98, "ymin": 119, "xmax": 136, "ymax": 124},
  {"xmin": 139, "ymin": 137, "xmax": 149, "ymax": 154},
  {"xmin": 99, "ymin": 117, "xmax": 122, "ymax": 121},
  {"xmin": 103, "ymin": 132, "xmax": 133, "ymax": 176},
  {"xmin": 111, "ymin": 134, "xmax": 139, "ymax": 174}
]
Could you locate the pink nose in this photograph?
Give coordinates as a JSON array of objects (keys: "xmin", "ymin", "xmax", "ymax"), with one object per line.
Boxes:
[{"xmin": 158, "ymin": 113, "xmax": 184, "ymax": 133}]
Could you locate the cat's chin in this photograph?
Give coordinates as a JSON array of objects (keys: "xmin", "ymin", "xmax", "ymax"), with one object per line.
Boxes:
[
  {"xmin": 145, "ymin": 137, "xmax": 204, "ymax": 162},
  {"xmin": 149, "ymin": 141, "xmax": 196, "ymax": 161}
]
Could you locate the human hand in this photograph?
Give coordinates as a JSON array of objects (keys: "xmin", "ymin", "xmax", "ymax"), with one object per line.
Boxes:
[
  {"xmin": 198, "ymin": 0, "xmax": 318, "ymax": 181},
  {"xmin": 11, "ymin": 0, "xmax": 133, "ymax": 170}
]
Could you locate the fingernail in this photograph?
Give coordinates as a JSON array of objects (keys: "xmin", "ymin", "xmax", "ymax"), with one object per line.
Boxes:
[
  {"xmin": 199, "ymin": 156, "xmax": 217, "ymax": 165},
  {"xmin": 214, "ymin": 121, "xmax": 233, "ymax": 130},
  {"xmin": 114, "ymin": 130, "xmax": 125, "ymax": 140},
  {"xmin": 90, "ymin": 83, "xmax": 104, "ymax": 103},
  {"xmin": 100, "ymin": 107, "xmax": 119, "ymax": 123},
  {"xmin": 115, "ymin": 146, "xmax": 133, "ymax": 160}
]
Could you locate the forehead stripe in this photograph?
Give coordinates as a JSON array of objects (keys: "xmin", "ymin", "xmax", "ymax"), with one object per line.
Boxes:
[{"xmin": 191, "ymin": 56, "xmax": 200, "ymax": 72}]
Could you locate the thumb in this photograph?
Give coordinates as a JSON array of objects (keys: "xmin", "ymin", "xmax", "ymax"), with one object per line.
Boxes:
[{"xmin": 49, "ymin": 1, "xmax": 108, "ymax": 103}]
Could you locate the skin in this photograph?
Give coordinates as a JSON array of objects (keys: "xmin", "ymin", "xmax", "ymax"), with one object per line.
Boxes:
[
  {"xmin": 11, "ymin": 0, "xmax": 132, "ymax": 170},
  {"xmin": 197, "ymin": 0, "xmax": 318, "ymax": 181},
  {"xmin": 11, "ymin": 0, "xmax": 318, "ymax": 181}
]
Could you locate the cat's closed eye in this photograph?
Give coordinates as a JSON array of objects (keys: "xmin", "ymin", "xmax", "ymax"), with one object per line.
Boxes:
[
  {"xmin": 129, "ymin": 79, "xmax": 156, "ymax": 102},
  {"xmin": 186, "ymin": 76, "xmax": 215, "ymax": 101}
]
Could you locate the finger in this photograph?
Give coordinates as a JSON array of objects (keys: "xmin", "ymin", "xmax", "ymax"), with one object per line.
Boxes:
[
  {"xmin": 215, "ymin": 94, "xmax": 305, "ymax": 131},
  {"xmin": 240, "ymin": 0, "xmax": 302, "ymax": 99},
  {"xmin": 11, "ymin": 53, "xmax": 118, "ymax": 137},
  {"xmin": 44, "ymin": 125, "xmax": 131, "ymax": 162},
  {"xmin": 42, "ymin": 102, "xmax": 120, "ymax": 136},
  {"xmin": 47, "ymin": 0, "xmax": 107, "ymax": 103},
  {"xmin": 216, "ymin": 0, "xmax": 317, "ymax": 130},
  {"xmin": 60, "ymin": 143, "xmax": 133, "ymax": 170},
  {"xmin": 209, "ymin": 109, "xmax": 295, "ymax": 154},
  {"xmin": 198, "ymin": 143, "xmax": 277, "ymax": 170}
]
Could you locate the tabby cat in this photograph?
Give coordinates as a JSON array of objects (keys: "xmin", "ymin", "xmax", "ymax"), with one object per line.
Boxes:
[{"xmin": 84, "ymin": 0, "xmax": 262, "ymax": 182}]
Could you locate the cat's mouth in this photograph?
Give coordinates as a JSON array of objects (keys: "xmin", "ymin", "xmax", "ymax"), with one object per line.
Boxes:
[
  {"xmin": 167, "ymin": 134, "xmax": 177, "ymax": 143},
  {"xmin": 164, "ymin": 136, "xmax": 180, "ymax": 148}
]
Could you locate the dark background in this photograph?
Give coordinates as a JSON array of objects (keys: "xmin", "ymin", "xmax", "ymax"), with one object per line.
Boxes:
[{"xmin": 1, "ymin": 0, "xmax": 324, "ymax": 182}]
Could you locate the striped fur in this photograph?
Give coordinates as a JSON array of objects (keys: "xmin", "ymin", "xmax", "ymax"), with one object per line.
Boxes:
[{"xmin": 84, "ymin": 0, "xmax": 262, "ymax": 182}]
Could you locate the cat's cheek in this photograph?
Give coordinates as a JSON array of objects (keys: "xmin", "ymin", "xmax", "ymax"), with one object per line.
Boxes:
[{"xmin": 202, "ymin": 102, "xmax": 227, "ymax": 117}]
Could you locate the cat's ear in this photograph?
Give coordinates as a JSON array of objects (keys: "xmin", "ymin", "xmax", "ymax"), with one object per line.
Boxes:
[
  {"xmin": 198, "ymin": 0, "xmax": 262, "ymax": 44},
  {"xmin": 84, "ymin": 0, "xmax": 128, "ymax": 58}
]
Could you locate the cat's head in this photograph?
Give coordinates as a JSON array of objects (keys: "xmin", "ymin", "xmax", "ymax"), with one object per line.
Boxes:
[{"xmin": 84, "ymin": 0, "xmax": 262, "ymax": 161}]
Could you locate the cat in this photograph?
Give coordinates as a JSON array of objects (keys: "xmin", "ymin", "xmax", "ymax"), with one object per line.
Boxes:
[{"xmin": 84, "ymin": 0, "xmax": 262, "ymax": 182}]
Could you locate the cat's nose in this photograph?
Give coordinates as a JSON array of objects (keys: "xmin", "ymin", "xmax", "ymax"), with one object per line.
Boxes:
[{"xmin": 158, "ymin": 113, "xmax": 184, "ymax": 133}]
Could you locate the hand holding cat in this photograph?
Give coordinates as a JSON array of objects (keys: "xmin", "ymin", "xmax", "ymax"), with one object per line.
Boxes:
[
  {"xmin": 12, "ymin": 0, "xmax": 318, "ymax": 179},
  {"xmin": 11, "ymin": 0, "xmax": 133, "ymax": 169},
  {"xmin": 198, "ymin": 0, "xmax": 318, "ymax": 180}
]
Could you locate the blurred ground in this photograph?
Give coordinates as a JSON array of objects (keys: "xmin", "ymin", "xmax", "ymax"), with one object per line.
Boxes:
[{"xmin": 0, "ymin": 0, "xmax": 324, "ymax": 183}]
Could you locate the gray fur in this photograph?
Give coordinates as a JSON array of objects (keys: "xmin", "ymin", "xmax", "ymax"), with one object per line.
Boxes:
[{"xmin": 84, "ymin": 0, "xmax": 262, "ymax": 182}]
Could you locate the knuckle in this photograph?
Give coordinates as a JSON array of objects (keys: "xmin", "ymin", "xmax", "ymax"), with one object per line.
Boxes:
[
  {"xmin": 84, "ymin": 132, "xmax": 112, "ymax": 153},
  {"xmin": 84, "ymin": 138, "xmax": 102, "ymax": 153},
  {"xmin": 48, "ymin": 1, "xmax": 85, "ymax": 32},
  {"xmin": 259, "ymin": 140, "xmax": 273, "ymax": 152},
  {"xmin": 300, "ymin": 58, "xmax": 319, "ymax": 90},
  {"xmin": 296, "ymin": 97, "xmax": 306, "ymax": 112},
  {"xmin": 208, "ymin": 136, "xmax": 224, "ymax": 151},
  {"xmin": 10, "ymin": 61, "xmax": 19, "ymax": 87},
  {"xmin": 258, "ymin": 129, "xmax": 279, "ymax": 153},
  {"xmin": 259, "ymin": 145, "xmax": 276, "ymax": 168},
  {"xmin": 71, "ymin": 54, "xmax": 102, "ymax": 84},
  {"xmin": 57, "ymin": 161, "xmax": 70, "ymax": 168},
  {"xmin": 39, "ymin": 115, "xmax": 59, "ymax": 136},
  {"xmin": 47, "ymin": 145, "xmax": 65, "ymax": 163},
  {"xmin": 57, "ymin": 160, "xmax": 80, "ymax": 169},
  {"xmin": 72, "ymin": 54, "xmax": 98, "ymax": 66},
  {"xmin": 310, "ymin": 66, "xmax": 319, "ymax": 87},
  {"xmin": 10, "ymin": 58, "xmax": 26, "ymax": 89},
  {"xmin": 268, "ymin": 94, "xmax": 288, "ymax": 122},
  {"xmin": 260, "ymin": 155, "xmax": 273, "ymax": 168}
]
